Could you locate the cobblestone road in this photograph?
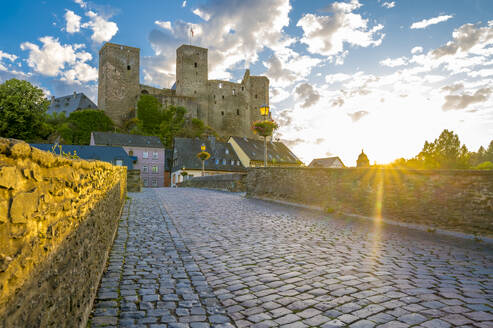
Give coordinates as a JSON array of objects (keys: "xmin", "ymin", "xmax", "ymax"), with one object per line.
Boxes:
[{"xmin": 90, "ymin": 188, "xmax": 493, "ymax": 328}]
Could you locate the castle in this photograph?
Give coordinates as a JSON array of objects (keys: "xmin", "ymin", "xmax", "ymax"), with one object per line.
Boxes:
[{"xmin": 98, "ymin": 43, "xmax": 270, "ymax": 139}]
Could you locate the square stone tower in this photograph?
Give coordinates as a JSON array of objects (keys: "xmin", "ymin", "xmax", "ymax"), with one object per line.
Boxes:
[
  {"xmin": 175, "ymin": 45, "xmax": 208, "ymax": 98},
  {"xmin": 98, "ymin": 43, "xmax": 140, "ymax": 127}
]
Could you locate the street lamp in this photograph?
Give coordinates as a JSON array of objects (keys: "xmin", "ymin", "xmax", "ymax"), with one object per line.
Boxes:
[
  {"xmin": 196, "ymin": 143, "xmax": 210, "ymax": 176},
  {"xmin": 260, "ymin": 104, "xmax": 269, "ymax": 167}
]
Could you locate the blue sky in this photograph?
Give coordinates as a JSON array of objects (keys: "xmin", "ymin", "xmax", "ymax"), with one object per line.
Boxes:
[{"xmin": 1, "ymin": 0, "xmax": 492, "ymax": 164}]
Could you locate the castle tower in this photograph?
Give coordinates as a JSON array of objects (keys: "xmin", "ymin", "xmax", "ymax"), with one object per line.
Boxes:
[
  {"xmin": 98, "ymin": 43, "xmax": 140, "ymax": 127},
  {"xmin": 175, "ymin": 45, "xmax": 208, "ymax": 98}
]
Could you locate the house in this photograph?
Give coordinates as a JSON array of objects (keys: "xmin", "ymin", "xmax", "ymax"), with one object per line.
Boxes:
[
  {"xmin": 90, "ymin": 132, "xmax": 165, "ymax": 187},
  {"xmin": 308, "ymin": 157, "xmax": 345, "ymax": 168},
  {"xmin": 228, "ymin": 136, "xmax": 303, "ymax": 167},
  {"xmin": 47, "ymin": 92, "xmax": 97, "ymax": 116},
  {"xmin": 172, "ymin": 137, "xmax": 245, "ymax": 187},
  {"xmin": 30, "ymin": 144, "xmax": 133, "ymax": 169}
]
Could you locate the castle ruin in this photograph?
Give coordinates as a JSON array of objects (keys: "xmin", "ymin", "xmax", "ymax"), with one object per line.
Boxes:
[{"xmin": 98, "ymin": 43, "xmax": 269, "ymax": 139}]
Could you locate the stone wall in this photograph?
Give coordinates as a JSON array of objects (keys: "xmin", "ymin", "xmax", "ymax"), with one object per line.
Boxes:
[
  {"xmin": 180, "ymin": 173, "xmax": 247, "ymax": 192},
  {"xmin": 127, "ymin": 169, "xmax": 141, "ymax": 192},
  {"xmin": 0, "ymin": 138, "xmax": 127, "ymax": 328},
  {"xmin": 246, "ymin": 167, "xmax": 493, "ymax": 237}
]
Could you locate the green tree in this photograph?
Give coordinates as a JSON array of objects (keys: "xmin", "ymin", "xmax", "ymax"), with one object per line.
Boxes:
[
  {"xmin": 68, "ymin": 109, "xmax": 114, "ymax": 144},
  {"xmin": 486, "ymin": 140, "xmax": 493, "ymax": 162},
  {"xmin": 159, "ymin": 105, "xmax": 187, "ymax": 148},
  {"xmin": 416, "ymin": 130, "xmax": 470, "ymax": 169},
  {"xmin": 137, "ymin": 94, "xmax": 162, "ymax": 134},
  {"xmin": 0, "ymin": 79, "xmax": 49, "ymax": 140}
]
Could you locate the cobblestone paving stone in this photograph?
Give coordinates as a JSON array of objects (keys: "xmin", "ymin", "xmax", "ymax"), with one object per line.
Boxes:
[{"xmin": 91, "ymin": 188, "xmax": 493, "ymax": 327}]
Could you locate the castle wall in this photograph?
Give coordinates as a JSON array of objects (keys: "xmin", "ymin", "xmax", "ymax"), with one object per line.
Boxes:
[{"xmin": 98, "ymin": 43, "xmax": 269, "ymax": 139}]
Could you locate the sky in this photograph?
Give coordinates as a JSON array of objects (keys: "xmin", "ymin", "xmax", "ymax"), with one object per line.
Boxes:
[{"xmin": 1, "ymin": 0, "xmax": 493, "ymax": 165}]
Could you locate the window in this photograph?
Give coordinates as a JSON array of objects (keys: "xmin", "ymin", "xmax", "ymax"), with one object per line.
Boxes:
[
  {"xmin": 127, "ymin": 65, "xmax": 131, "ymax": 70},
  {"xmin": 222, "ymin": 95, "xmax": 224, "ymax": 99},
  {"xmin": 255, "ymin": 94, "xmax": 258, "ymax": 99},
  {"xmin": 128, "ymin": 150, "xmax": 134, "ymax": 156},
  {"xmin": 143, "ymin": 165, "xmax": 148, "ymax": 173},
  {"xmin": 172, "ymin": 175, "xmax": 176, "ymax": 184},
  {"xmin": 152, "ymin": 152, "xmax": 158, "ymax": 159},
  {"xmin": 231, "ymin": 160, "xmax": 234, "ymax": 165},
  {"xmin": 225, "ymin": 149, "xmax": 229, "ymax": 154},
  {"xmin": 237, "ymin": 160, "xmax": 241, "ymax": 166},
  {"xmin": 219, "ymin": 83, "xmax": 223, "ymax": 88},
  {"xmin": 143, "ymin": 152, "xmax": 149, "ymax": 159},
  {"xmin": 241, "ymin": 86, "xmax": 244, "ymax": 91},
  {"xmin": 215, "ymin": 159, "xmax": 219, "ymax": 165},
  {"xmin": 237, "ymin": 109, "xmax": 240, "ymax": 115},
  {"xmin": 221, "ymin": 111, "xmax": 224, "ymax": 116},
  {"xmin": 152, "ymin": 166, "xmax": 159, "ymax": 173},
  {"xmin": 115, "ymin": 159, "xmax": 123, "ymax": 166},
  {"xmin": 222, "ymin": 159, "xmax": 226, "ymax": 165},
  {"xmin": 152, "ymin": 179, "xmax": 157, "ymax": 186},
  {"xmin": 194, "ymin": 62, "xmax": 197, "ymax": 68},
  {"xmin": 143, "ymin": 178, "xmax": 148, "ymax": 186},
  {"xmin": 232, "ymin": 89, "xmax": 236, "ymax": 95}
]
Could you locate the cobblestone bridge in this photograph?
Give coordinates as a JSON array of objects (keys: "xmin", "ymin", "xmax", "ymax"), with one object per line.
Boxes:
[{"xmin": 90, "ymin": 188, "xmax": 493, "ymax": 328}]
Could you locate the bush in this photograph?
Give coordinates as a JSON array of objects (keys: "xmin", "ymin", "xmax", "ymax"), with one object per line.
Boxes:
[{"xmin": 473, "ymin": 161, "xmax": 493, "ymax": 170}]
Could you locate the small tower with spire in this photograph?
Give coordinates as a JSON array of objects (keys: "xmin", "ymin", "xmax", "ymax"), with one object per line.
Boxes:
[{"xmin": 357, "ymin": 149, "xmax": 370, "ymax": 167}]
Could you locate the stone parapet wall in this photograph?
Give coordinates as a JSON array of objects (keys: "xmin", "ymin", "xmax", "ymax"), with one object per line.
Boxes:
[
  {"xmin": 180, "ymin": 173, "xmax": 247, "ymax": 192},
  {"xmin": 127, "ymin": 169, "xmax": 141, "ymax": 192},
  {"xmin": 246, "ymin": 167, "xmax": 493, "ymax": 238},
  {"xmin": 0, "ymin": 138, "xmax": 127, "ymax": 328}
]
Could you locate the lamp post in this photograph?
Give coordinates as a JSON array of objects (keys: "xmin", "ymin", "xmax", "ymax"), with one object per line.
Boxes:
[
  {"xmin": 259, "ymin": 104, "xmax": 270, "ymax": 167},
  {"xmin": 200, "ymin": 143, "xmax": 206, "ymax": 176}
]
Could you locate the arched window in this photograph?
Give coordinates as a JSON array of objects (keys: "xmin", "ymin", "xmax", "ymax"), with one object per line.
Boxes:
[{"xmin": 141, "ymin": 90, "xmax": 149, "ymax": 94}]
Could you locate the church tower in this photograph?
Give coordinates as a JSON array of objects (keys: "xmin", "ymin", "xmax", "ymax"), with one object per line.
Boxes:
[{"xmin": 98, "ymin": 43, "xmax": 140, "ymax": 127}]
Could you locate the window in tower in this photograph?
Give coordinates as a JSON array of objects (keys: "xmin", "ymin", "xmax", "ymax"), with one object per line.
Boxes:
[
  {"xmin": 194, "ymin": 62, "xmax": 197, "ymax": 68},
  {"xmin": 255, "ymin": 94, "xmax": 258, "ymax": 99},
  {"xmin": 219, "ymin": 83, "xmax": 223, "ymax": 88},
  {"xmin": 221, "ymin": 111, "xmax": 224, "ymax": 116},
  {"xmin": 127, "ymin": 65, "xmax": 131, "ymax": 70},
  {"xmin": 222, "ymin": 95, "xmax": 224, "ymax": 99},
  {"xmin": 237, "ymin": 109, "xmax": 240, "ymax": 115}
]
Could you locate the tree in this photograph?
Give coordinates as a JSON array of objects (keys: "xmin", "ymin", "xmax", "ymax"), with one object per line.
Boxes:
[
  {"xmin": 159, "ymin": 105, "xmax": 187, "ymax": 148},
  {"xmin": 68, "ymin": 109, "xmax": 114, "ymax": 144},
  {"xmin": 0, "ymin": 79, "xmax": 49, "ymax": 140},
  {"xmin": 137, "ymin": 94, "xmax": 162, "ymax": 134},
  {"xmin": 416, "ymin": 129, "xmax": 469, "ymax": 169},
  {"xmin": 486, "ymin": 140, "xmax": 493, "ymax": 162}
]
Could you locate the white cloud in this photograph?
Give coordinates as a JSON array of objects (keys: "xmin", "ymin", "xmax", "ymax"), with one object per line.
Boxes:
[
  {"xmin": 0, "ymin": 50, "xmax": 17, "ymax": 62},
  {"xmin": 380, "ymin": 56, "xmax": 408, "ymax": 67},
  {"xmin": 65, "ymin": 10, "xmax": 81, "ymax": 33},
  {"xmin": 469, "ymin": 68, "xmax": 493, "ymax": 78},
  {"xmin": 81, "ymin": 11, "xmax": 118, "ymax": 43},
  {"xmin": 297, "ymin": 0, "xmax": 384, "ymax": 57},
  {"xmin": 144, "ymin": 0, "xmax": 294, "ymax": 87},
  {"xmin": 182, "ymin": 1, "xmax": 187, "ymax": 7},
  {"xmin": 410, "ymin": 14, "xmax": 453, "ymax": 29},
  {"xmin": 74, "ymin": 0, "xmax": 87, "ymax": 8},
  {"xmin": 325, "ymin": 73, "xmax": 352, "ymax": 84},
  {"xmin": 432, "ymin": 22, "xmax": 493, "ymax": 58},
  {"xmin": 382, "ymin": 2, "xmax": 395, "ymax": 9},
  {"xmin": 348, "ymin": 110, "xmax": 368, "ymax": 122},
  {"xmin": 155, "ymin": 20, "xmax": 172, "ymax": 31},
  {"xmin": 20, "ymin": 36, "xmax": 96, "ymax": 84},
  {"xmin": 411, "ymin": 46, "xmax": 423, "ymax": 54},
  {"xmin": 193, "ymin": 8, "xmax": 211, "ymax": 21}
]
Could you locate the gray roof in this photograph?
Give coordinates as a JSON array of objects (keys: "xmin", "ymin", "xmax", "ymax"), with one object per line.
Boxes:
[
  {"xmin": 309, "ymin": 157, "xmax": 345, "ymax": 168},
  {"xmin": 172, "ymin": 137, "xmax": 245, "ymax": 173},
  {"xmin": 47, "ymin": 92, "xmax": 97, "ymax": 115},
  {"xmin": 30, "ymin": 144, "xmax": 133, "ymax": 169},
  {"xmin": 92, "ymin": 132, "xmax": 164, "ymax": 148},
  {"xmin": 230, "ymin": 136, "xmax": 301, "ymax": 164}
]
